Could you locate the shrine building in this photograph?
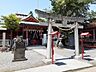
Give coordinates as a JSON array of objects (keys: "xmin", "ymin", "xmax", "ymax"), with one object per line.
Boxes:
[{"xmin": 0, "ymin": 13, "xmax": 48, "ymax": 46}]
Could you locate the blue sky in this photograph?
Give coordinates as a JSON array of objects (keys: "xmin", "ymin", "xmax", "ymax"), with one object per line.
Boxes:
[
  {"xmin": 0, "ymin": 0, "xmax": 51, "ymax": 17},
  {"xmin": 0, "ymin": 0, "xmax": 95, "ymax": 17},
  {"xmin": 90, "ymin": 4, "xmax": 96, "ymax": 11}
]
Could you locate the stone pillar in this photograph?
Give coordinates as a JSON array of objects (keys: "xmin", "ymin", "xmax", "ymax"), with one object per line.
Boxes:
[
  {"xmin": 93, "ymin": 29, "xmax": 95, "ymax": 41},
  {"xmin": 2, "ymin": 32, "xmax": 6, "ymax": 48},
  {"xmin": 74, "ymin": 22, "xmax": 80, "ymax": 58},
  {"xmin": 42, "ymin": 34, "xmax": 47, "ymax": 45},
  {"xmin": 47, "ymin": 19, "xmax": 52, "ymax": 59}
]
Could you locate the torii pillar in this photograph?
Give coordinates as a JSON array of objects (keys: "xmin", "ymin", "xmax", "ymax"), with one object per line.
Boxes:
[
  {"xmin": 74, "ymin": 22, "xmax": 80, "ymax": 58},
  {"xmin": 47, "ymin": 19, "xmax": 52, "ymax": 59}
]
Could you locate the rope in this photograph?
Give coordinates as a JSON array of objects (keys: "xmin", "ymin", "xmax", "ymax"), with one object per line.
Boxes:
[{"xmin": 55, "ymin": 24, "xmax": 76, "ymax": 31}]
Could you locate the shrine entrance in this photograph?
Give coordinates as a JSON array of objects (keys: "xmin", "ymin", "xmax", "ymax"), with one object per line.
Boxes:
[
  {"xmin": 28, "ymin": 30, "xmax": 43, "ymax": 46},
  {"xmin": 35, "ymin": 9, "xmax": 84, "ymax": 59},
  {"xmin": 21, "ymin": 22, "xmax": 47, "ymax": 46}
]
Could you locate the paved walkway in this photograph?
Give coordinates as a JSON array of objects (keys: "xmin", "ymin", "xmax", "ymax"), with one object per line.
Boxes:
[
  {"xmin": 15, "ymin": 59, "xmax": 92, "ymax": 72},
  {"xmin": 0, "ymin": 47, "xmax": 46, "ymax": 72},
  {"xmin": 15, "ymin": 47, "xmax": 93, "ymax": 72},
  {"xmin": 75, "ymin": 66, "xmax": 96, "ymax": 72}
]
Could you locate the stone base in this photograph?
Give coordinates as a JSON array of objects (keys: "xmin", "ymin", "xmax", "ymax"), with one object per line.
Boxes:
[
  {"xmin": 74, "ymin": 55, "xmax": 82, "ymax": 59},
  {"xmin": 42, "ymin": 59, "xmax": 56, "ymax": 64},
  {"xmin": 12, "ymin": 58, "xmax": 27, "ymax": 62},
  {"xmin": 42, "ymin": 59, "xmax": 52, "ymax": 64}
]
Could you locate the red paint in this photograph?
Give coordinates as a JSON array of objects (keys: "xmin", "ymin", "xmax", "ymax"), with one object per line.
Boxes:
[
  {"xmin": 82, "ymin": 47, "xmax": 84, "ymax": 59},
  {"xmin": 80, "ymin": 39, "xmax": 84, "ymax": 59},
  {"xmin": 22, "ymin": 16, "xmax": 39, "ymax": 22},
  {"xmin": 26, "ymin": 31, "xmax": 28, "ymax": 38},
  {"xmin": 80, "ymin": 32, "xmax": 92, "ymax": 59},
  {"xmin": 52, "ymin": 35, "xmax": 54, "ymax": 64},
  {"xmin": 51, "ymin": 31, "xmax": 60, "ymax": 64}
]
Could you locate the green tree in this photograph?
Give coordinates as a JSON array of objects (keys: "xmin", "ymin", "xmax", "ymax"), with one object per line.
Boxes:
[
  {"xmin": 2, "ymin": 14, "xmax": 21, "ymax": 47},
  {"xmin": 50, "ymin": 0, "xmax": 92, "ymax": 17},
  {"xmin": 2, "ymin": 14, "xmax": 21, "ymax": 31},
  {"xmin": 87, "ymin": 10, "xmax": 96, "ymax": 19},
  {"xmin": 50, "ymin": 0, "xmax": 93, "ymax": 47}
]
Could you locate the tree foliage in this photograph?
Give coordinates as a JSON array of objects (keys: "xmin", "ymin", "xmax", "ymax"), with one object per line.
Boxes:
[
  {"xmin": 2, "ymin": 14, "xmax": 21, "ymax": 31},
  {"xmin": 50, "ymin": 0, "xmax": 92, "ymax": 17},
  {"xmin": 87, "ymin": 10, "xmax": 96, "ymax": 19}
]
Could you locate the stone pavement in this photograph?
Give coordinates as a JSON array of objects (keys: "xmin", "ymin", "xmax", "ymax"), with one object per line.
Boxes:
[
  {"xmin": 0, "ymin": 48, "xmax": 46, "ymax": 72},
  {"xmin": 15, "ymin": 59, "xmax": 92, "ymax": 72},
  {"xmin": 15, "ymin": 47, "xmax": 94, "ymax": 72},
  {"xmin": 75, "ymin": 66, "xmax": 96, "ymax": 72}
]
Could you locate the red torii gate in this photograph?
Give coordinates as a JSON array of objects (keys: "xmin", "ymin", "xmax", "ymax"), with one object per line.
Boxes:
[
  {"xmin": 80, "ymin": 32, "xmax": 92, "ymax": 59},
  {"xmin": 50, "ymin": 31, "xmax": 60, "ymax": 64}
]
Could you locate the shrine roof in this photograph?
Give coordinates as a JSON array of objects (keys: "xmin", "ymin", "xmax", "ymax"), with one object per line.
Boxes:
[
  {"xmin": 16, "ymin": 13, "xmax": 39, "ymax": 23},
  {"xmin": 16, "ymin": 13, "xmax": 48, "ymax": 27},
  {"xmin": 16, "ymin": 13, "xmax": 27, "ymax": 17},
  {"xmin": 22, "ymin": 15, "xmax": 39, "ymax": 23}
]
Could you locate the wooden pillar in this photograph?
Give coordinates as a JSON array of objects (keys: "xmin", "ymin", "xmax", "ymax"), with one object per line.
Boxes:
[
  {"xmin": 26, "ymin": 30, "xmax": 28, "ymax": 38},
  {"xmin": 93, "ymin": 29, "xmax": 95, "ymax": 41},
  {"xmin": 26, "ymin": 30, "xmax": 28, "ymax": 46}
]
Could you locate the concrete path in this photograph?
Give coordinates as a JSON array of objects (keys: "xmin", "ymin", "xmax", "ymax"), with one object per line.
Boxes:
[
  {"xmin": 15, "ymin": 48, "xmax": 93, "ymax": 72},
  {"xmin": 75, "ymin": 66, "xmax": 96, "ymax": 72},
  {"xmin": 15, "ymin": 59, "xmax": 92, "ymax": 72},
  {"xmin": 0, "ymin": 49, "xmax": 46, "ymax": 72}
]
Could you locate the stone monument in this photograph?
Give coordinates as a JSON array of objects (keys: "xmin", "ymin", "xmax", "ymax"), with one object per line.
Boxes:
[{"xmin": 12, "ymin": 36, "xmax": 27, "ymax": 62}]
